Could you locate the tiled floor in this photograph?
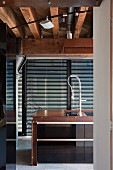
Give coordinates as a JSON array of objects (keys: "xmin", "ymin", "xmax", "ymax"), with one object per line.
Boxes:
[
  {"xmin": 6, "ymin": 163, "xmax": 93, "ymax": 170},
  {"xmin": 14, "ymin": 138, "xmax": 94, "ymax": 170}
]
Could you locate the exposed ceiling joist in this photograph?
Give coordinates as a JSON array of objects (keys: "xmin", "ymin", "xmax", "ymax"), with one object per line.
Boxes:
[
  {"xmin": 74, "ymin": 7, "xmax": 89, "ymax": 38},
  {"xmin": 50, "ymin": 7, "xmax": 59, "ymax": 39},
  {"xmin": 20, "ymin": 7, "xmax": 40, "ymax": 38},
  {"xmin": 0, "ymin": 0, "xmax": 103, "ymax": 7},
  {"xmin": 0, "ymin": 7, "xmax": 24, "ymax": 38}
]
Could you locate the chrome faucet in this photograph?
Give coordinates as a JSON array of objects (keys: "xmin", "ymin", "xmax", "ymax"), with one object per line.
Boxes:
[{"xmin": 68, "ymin": 74, "xmax": 82, "ymax": 116}]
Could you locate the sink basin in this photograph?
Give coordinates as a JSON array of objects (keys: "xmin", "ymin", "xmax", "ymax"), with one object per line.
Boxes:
[{"xmin": 65, "ymin": 112, "xmax": 79, "ymax": 116}]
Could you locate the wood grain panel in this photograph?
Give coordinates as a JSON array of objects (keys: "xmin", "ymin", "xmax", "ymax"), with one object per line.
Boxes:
[
  {"xmin": 20, "ymin": 7, "xmax": 40, "ymax": 38},
  {"xmin": 50, "ymin": 7, "xmax": 59, "ymax": 38},
  {"xmin": 74, "ymin": 7, "xmax": 89, "ymax": 38},
  {"xmin": 0, "ymin": 0, "xmax": 103, "ymax": 7},
  {"xmin": 0, "ymin": 7, "xmax": 24, "ymax": 38},
  {"xmin": 21, "ymin": 38, "xmax": 93, "ymax": 55},
  {"xmin": 31, "ymin": 122, "xmax": 37, "ymax": 165}
]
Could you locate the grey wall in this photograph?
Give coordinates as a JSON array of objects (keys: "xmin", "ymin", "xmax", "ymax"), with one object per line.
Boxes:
[{"xmin": 94, "ymin": 1, "xmax": 111, "ymax": 170}]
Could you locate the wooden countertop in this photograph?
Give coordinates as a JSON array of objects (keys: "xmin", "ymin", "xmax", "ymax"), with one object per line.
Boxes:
[{"xmin": 32, "ymin": 110, "xmax": 93, "ymax": 123}]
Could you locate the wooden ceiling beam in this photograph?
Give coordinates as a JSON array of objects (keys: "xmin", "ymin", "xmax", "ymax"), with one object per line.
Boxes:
[
  {"xmin": 50, "ymin": 7, "xmax": 59, "ymax": 39},
  {"xmin": 64, "ymin": 38, "xmax": 93, "ymax": 47},
  {"xmin": 20, "ymin": 7, "xmax": 40, "ymax": 38},
  {"xmin": 74, "ymin": 7, "xmax": 89, "ymax": 39},
  {"xmin": 21, "ymin": 38, "xmax": 93, "ymax": 55},
  {"xmin": 0, "ymin": 0, "xmax": 103, "ymax": 7},
  {"xmin": 0, "ymin": 7, "xmax": 24, "ymax": 38}
]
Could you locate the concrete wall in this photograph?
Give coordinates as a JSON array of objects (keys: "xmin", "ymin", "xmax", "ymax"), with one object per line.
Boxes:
[{"xmin": 93, "ymin": 0, "xmax": 111, "ymax": 170}]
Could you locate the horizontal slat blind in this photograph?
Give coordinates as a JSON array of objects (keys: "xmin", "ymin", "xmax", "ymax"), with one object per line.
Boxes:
[
  {"xmin": 71, "ymin": 59, "xmax": 93, "ymax": 112},
  {"xmin": 17, "ymin": 59, "xmax": 93, "ymax": 135},
  {"xmin": 18, "ymin": 75, "xmax": 22, "ymax": 133},
  {"xmin": 26, "ymin": 59, "xmax": 67, "ymax": 135},
  {"xmin": 6, "ymin": 60, "xmax": 15, "ymax": 110}
]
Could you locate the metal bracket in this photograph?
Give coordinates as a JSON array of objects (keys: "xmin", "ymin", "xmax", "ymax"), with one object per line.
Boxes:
[{"xmin": 110, "ymin": 17, "xmax": 112, "ymax": 27}]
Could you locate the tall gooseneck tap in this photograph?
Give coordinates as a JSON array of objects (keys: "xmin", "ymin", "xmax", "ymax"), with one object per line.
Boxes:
[{"xmin": 68, "ymin": 74, "xmax": 82, "ymax": 116}]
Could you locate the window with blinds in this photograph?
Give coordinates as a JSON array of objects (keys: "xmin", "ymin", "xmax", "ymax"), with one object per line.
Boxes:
[
  {"xmin": 6, "ymin": 60, "xmax": 15, "ymax": 110},
  {"xmin": 71, "ymin": 59, "xmax": 93, "ymax": 114},
  {"xmin": 17, "ymin": 59, "xmax": 93, "ymax": 135},
  {"xmin": 6, "ymin": 59, "xmax": 22, "ymax": 132},
  {"xmin": 18, "ymin": 75, "xmax": 22, "ymax": 133},
  {"xmin": 26, "ymin": 59, "xmax": 67, "ymax": 135}
]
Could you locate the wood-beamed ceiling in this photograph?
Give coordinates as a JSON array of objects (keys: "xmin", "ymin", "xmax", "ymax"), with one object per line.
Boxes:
[
  {"xmin": 0, "ymin": 7, "xmax": 93, "ymax": 39},
  {"xmin": 0, "ymin": 7, "xmax": 24, "ymax": 38},
  {"xmin": 74, "ymin": 7, "xmax": 89, "ymax": 38},
  {"xmin": 20, "ymin": 7, "xmax": 41, "ymax": 38},
  {"xmin": 0, "ymin": 2, "xmax": 96, "ymax": 56},
  {"xmin": 50, "ymin": 7, "xmax": 59, "ymax": 39}
]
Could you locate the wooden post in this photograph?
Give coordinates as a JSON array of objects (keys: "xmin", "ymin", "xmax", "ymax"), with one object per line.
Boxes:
[{"xmin": 31, "ymin": 121, "xmax": 37, "ymax": 166}]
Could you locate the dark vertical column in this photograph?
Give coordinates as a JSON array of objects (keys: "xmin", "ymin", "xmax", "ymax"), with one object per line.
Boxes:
[
  {"xmin": 0, "ymin": 23, "xmax": 6, "ymax": 170},
  {"xmin": 16, "ymin": 38, "xmax": 21, "ymax": 55},
  {"xmin": 6, "ymin": 110, "xmax": 16, "ymax": 167},
  {"xmin": 6, "ymin": 27, "xmax": 16, "ymax": 168},
  {"xmin": 67, "ymin": 60, "xmax": 71, "ymax": 110},
  {"xmin": 22, "ymin": 62, "xmax": 27, "ymax": 136}
]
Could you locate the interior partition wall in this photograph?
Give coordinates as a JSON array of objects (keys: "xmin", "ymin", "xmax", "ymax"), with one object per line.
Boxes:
[{"xmin": 94, "ymin": 0, "xmax": 111, "ymax": 169}]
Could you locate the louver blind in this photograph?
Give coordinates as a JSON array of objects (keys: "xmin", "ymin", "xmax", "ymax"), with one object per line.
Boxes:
[
  {"xmin": 26, "ymin": 59, "xmax": 67, "ymax": 135},
  {"xmin": 71, "ymin": 59, "xmax": 93, "ymax": 113},
  {"xmin": 6, "ymin": 60, "xmax": 15, "ymax": 110},
  {"xmin": 17, "ymin": 59, "xmax": 93, "ymax": 135},
  {"xmin": 18, "ymin": 75, "xmax": 22, "ymax": 133}
]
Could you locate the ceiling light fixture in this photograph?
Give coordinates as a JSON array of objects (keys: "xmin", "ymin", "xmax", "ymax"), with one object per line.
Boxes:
[
  {"xmin": 48, "ymin": 0, "xmax": 51, "ymax": 5},
  {"xmin": 2, "ymin": 0, "xmax": 6, "ymax": 4},
  {"xmin": 39, "ymin": 16, "xmax": 54, "ymax": 29},
  {"xmin": 63, "ymin": 13, "xmax": 67, "ymax": 17},
  {"xmin": 75, "ymin": 12, "xmax": 79, "ymax": 16},
  {"xmin": 67, "ymin": 31, "xmax": 72, "ymax": 39}
]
